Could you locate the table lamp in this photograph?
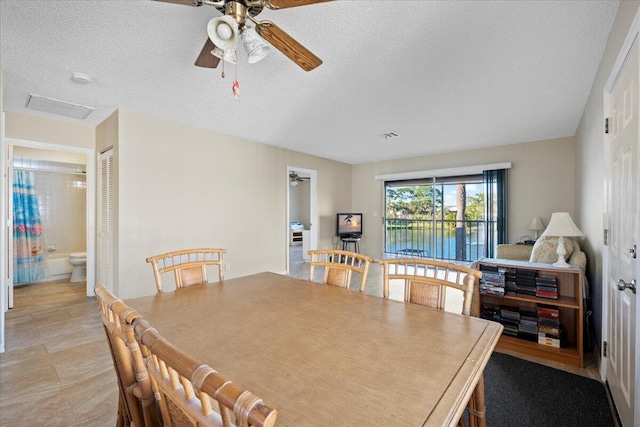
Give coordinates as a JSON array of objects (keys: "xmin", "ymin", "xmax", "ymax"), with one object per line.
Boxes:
[
  {"xmin": 528, "ymin": 217, "xmax": 545, "ymax": 239},
  {"xmin": 539, "ymin": 212, "xmax": 583, "ymax": 267}
]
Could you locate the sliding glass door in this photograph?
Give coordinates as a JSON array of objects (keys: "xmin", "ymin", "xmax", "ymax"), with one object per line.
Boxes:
[{"xmin": 384, "ymin": 171, "xmax": 506, "ymax": 262}]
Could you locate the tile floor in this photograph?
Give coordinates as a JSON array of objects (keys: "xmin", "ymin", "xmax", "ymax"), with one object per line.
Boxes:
[
  {"xmin": 0, "ymin": 280, "xmax": 118, "ymax": 426},
  {"xmin": 0, "ymin": 250, "xmax": 604, "ymax": 425}
]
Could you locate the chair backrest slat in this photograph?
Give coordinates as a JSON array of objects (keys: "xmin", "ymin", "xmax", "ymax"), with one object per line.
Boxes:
[
  {"xmin": 94, "ymin": 283, "xmax": 161, "ymax": 427},
  {"xmin": 378, "ymin": 258, "xmax": 482, "ymax": 315},
  {"xmin": 146, "ymin": 248, "xmax": 227, "ymax": 292},
  {"xmin": 308, "ymin": 249, "xmax": 374, "ymax": 292},
  {"xmin": 133, "ymin": 318, "xmax": 278, "ymax": 427}
]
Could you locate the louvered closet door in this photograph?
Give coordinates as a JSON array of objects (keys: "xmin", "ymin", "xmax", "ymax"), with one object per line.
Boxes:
[{"xmin": 98, "ymin": 149, "xmax": 113, "ymax": 291}]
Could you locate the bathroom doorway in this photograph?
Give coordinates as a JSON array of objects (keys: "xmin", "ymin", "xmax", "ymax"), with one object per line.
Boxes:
[{"xmin": 4, "ymin": 138, "xmax": 95, "ymax": 309}]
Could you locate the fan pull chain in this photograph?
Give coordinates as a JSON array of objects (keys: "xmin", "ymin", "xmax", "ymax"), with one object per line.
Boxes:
[
  {"xmin": 221, "ymin": 60, "xmax": 225, "ymax": 78},
  {"xmin": 232, "ymin": 61, "xmax": 240, "ymax": 100}
]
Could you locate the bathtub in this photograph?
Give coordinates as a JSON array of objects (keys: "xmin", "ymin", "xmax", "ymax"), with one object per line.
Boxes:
[{"xmin": 43, "ymin": 253, "xmax": 73, "ymax": 281}]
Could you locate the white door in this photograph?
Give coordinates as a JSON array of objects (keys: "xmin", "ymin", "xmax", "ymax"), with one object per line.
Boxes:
[
  {"xmin": 5, "ymin": 145, "xmax": 13, "ymax": 309},
  {"xmin": 605, "ymin": 38, "xmax": 638, "ymax": 427},
  {"xmin": 98, "ymin": 149, "xmax": 114, "ymax": 291}
]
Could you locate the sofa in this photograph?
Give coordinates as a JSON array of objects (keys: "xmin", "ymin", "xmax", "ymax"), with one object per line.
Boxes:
[{"xmin": 495, "ymin": 236, "xmax": 587, "ymax": 271}]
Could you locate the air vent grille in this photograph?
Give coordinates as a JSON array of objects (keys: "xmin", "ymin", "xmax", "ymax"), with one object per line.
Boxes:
[{"xmin": 26, "ymin": 94, "xmax": 94, "ymax": 120}]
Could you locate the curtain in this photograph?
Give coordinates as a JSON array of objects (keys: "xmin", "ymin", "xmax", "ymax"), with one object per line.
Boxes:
[
  {"xmin": 484, "ymin": 169, "xmax": 508, "ymax": 258},
  {"xmin": 13, "ymin": 170, "xmax": 45, "ymax": 284}
]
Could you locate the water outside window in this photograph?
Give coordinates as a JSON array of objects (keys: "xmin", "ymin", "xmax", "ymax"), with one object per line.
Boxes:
[{"xmin": 385, "ymin": 176, "xmax": 492, "ymax": 262}]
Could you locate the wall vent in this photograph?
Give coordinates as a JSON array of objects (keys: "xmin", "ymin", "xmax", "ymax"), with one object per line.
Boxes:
[{"xmin": 26, "ymin": 94, "xmax": 94, "ymax": 120}]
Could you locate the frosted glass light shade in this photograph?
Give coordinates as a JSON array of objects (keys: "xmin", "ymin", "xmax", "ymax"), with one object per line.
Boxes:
[
  {"xmin": 207, "ymin": 16, "xmax": 238, "ymax": 51},
  {"xmin": 241, "ymin": 27, "xmax": 270, "ymax": 64},
  {"xmin": 211, "ymin": 47, "xmax": 236, "ymax": 64}
]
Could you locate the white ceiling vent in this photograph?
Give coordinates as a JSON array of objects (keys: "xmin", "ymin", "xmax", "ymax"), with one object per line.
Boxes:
[{"xmin": 26, "ymin": 94, "xmax": 95, "ymax": 120}]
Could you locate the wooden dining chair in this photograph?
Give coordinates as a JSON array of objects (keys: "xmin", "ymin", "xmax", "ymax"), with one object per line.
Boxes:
[
  {"xmin": 132, "ymin": 317, "xmax": 278, "ymax": 427},
  {"xmin": 146, "ymin": 248, "xmax": 227, "ymax": 293},
  {"xmin": 94, "ymin": 284, "xmax": 160, "ymax": 427},
  {"xmin": 307, "ymin": 249, "xmax": 374, "ymax": 292},
  {"xmin": 378, "ymin": 258, "xmax": 485, "ymax": 427},
  {"xmin": 378, "ymin": 258, "xmax": 481, "ymax": 315}
]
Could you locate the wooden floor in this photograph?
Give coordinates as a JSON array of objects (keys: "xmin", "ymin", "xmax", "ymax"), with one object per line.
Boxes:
[{"xmin": 0, "ymin": 251, "xmax": 603, "ymax": 425}]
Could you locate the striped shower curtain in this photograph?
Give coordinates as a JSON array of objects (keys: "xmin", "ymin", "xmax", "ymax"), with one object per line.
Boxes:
[{"xmin": 13, "ymin": 170, "xmax": 45, "ymax": 284}]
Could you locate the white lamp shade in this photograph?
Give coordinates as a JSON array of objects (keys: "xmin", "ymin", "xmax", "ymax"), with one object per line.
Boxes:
[
  {"xmin": 207, "ymin": 16, "xmax": 238, "ymax": 51},
  {"xmin": 540, "ymin": 212, "xmax": 583, "ymax": 238},
  {"xmin": 241, "ymin": 27, "xmax": 270, "ymax": 64},
  {"xmin": 528, "ymin": 217, "xmax": 545, "ymax": 231}
]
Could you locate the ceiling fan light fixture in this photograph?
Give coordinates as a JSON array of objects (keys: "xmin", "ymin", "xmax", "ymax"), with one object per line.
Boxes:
[
  {"xmin": 216, "ymin": 23, "xmax": 232, "ymax": 40},
  {"xmin": 211, "ymin": 46, "xmax": 236, "ymax": 64},
  {"xmin": 207, "ymin": 15, "xmax": 239, "ymax": 51},
  {"xmin": 241, "ymin": 26, "xmax": 270, "ymax": 64},
  {"xmin": 290, "ymin": 179, "xmax": 298, "ymax": 187}
]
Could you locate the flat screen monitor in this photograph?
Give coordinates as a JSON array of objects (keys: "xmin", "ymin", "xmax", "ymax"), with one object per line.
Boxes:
[{"xmin": 336, "ymin": 213, "xmax": 363, "ymax": 238}]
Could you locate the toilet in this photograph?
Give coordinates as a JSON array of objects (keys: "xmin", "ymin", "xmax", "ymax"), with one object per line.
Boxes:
[{"xmin": 68, "ymin": 252, "xmax": 87, "ymax": 282}]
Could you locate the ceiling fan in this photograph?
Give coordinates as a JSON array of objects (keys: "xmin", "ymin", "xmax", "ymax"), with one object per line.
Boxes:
[
  {"xmin": 289, "ymin": 171, "xmax": 310, "ymax": 186},
  {"xmin": 153, "ymin": 0, "xmax": 333, "ymax": 71}
]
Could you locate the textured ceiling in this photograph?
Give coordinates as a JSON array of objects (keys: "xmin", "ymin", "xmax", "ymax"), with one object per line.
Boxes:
[{"xmin": 0, "ymin": 0, "xmax": 619, "ymax": 164}]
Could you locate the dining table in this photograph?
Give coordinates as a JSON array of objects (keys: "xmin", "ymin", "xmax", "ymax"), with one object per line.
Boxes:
[{"xmin": 125, "ymin": 272, "xmax": 503, "ymax": 426}]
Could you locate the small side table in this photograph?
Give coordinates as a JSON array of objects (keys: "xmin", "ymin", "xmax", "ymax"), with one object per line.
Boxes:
[{"xmin": 341, "ymin": 237, "xmax": 361, "ymax": 253}]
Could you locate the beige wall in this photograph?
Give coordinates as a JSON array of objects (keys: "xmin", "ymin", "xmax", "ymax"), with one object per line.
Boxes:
[
  {"xmin": 575, "ymin": 1, "xmax": 640, "ymax": 348},
  {"xmin": 352, "ymin": 137, "xmax": 576, "ymax": 258},
  {"xmin": 5, "ymin": 111, "xmax": 94, "ymax": 148},
  {"xmin": 115, "ymin": 110, "xmax": 350, "ymax": 298}
]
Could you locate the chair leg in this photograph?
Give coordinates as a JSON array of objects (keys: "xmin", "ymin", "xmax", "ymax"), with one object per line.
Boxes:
[
  {"xmin": 468, "ymin": 374, "xmax": 486, "ymax": 427},
  {"xmin": 116, "ymin": 395, "xmax": 126, "ymax": 427}
]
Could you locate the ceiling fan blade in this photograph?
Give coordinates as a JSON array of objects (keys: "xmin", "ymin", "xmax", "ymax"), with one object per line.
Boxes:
[
  {"xmin": 152, "ymin": 0, "xmax": 202, "ymax": 6},
  {"xmin": 194, "ymin": 38, "xmax": 221, "ymax": 68},
  {"xmin": 267, "ymin": 0, "xmax": 333, "ymax": 9},
  {"xmin": 255, "ymin": 21, "xmax": 322, "ymax": 71}
]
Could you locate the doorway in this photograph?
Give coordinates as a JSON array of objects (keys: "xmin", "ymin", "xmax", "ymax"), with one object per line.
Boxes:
[
  {"xmin": 286, "ymin": 167, "xmax": 317, "ymax": 275},
  {"xmin": 3, "ymin": 138, "xmax": 96, "ymax": 310}
]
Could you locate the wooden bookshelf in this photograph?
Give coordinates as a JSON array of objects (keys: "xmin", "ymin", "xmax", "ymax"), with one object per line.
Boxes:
[{"xmin": 475, "ymin": 258, "xmax": 584, "ymax": 368}]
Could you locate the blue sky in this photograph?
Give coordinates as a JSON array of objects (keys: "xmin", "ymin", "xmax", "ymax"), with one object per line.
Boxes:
[{"xmin": 443, "ymin": 183, "xmax": 480, "ymax": 207}]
